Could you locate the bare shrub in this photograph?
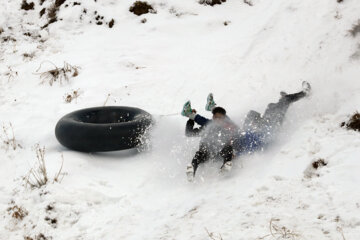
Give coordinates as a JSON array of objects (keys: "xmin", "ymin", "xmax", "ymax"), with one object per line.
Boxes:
[
  {"xmin": 21, "ymin": 0, "xmax": 35, "ymax": 11},
  {"xmin": 349, "ymin": 20, "xmax": 360, "ymax": 37},
  {"xmin": 199, "ymin": 0, "xmax": 226, "ymax": 6},
  {"xmin": 1, "ymin": 122, "xmax": 22, "ymax": 151},
  {"xmin": 341, "ymin": 112, "xmax": 360, "ymax": 131},
  {"xmin": 25, "ymin": 145, "xmax": 65, "ymax": 189},
  {"xmin": 258, "ymin": 218, "xmax": 300, "ymax": 240},
  {"xmin": 7, "ymin": 205, "xmax": 28, "ymax": 220},
  {"xmin": 35, "ymin": 61, "xmax": 80, "ymax": 86},
  {"xmin": 64, "ymin": 89, "xmax": 81, "ymax": 103},
  {"xmin": 129, "ymin": 1, "xmax": 156, "ymax": 16}
]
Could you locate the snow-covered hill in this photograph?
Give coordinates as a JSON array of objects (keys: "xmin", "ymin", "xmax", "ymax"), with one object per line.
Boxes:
[{"xmin": 1, "ymin": 0, "xmax": 360, "ymax": 239}]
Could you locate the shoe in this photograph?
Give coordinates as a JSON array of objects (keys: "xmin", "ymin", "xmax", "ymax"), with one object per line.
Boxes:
[
  {"xmin": 221, "ymin": 161, "xmax": 232, "ymax": 172},
  {"xmin": 205, "ymin": 93, "xmax": 216, "ymax": 111},
  {"xmin": 181, "ymin": 101, "xmax": 193, "ymax": 117},
  {"xmin": 186, "ymin": 164, "xmax": 195, "ymax": 182},
  {"xmin": 302, "ymin": 81, "xmax": 311, "ymax": 95}
]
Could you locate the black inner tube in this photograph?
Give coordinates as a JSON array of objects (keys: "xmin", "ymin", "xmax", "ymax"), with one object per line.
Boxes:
[
  {"xmin": 77, "ymin": 109, "xmax": 137, "ymax": 124},
  {"xmin": 55, "ymin": 106, "xmax": 152, "ymax": 152}
]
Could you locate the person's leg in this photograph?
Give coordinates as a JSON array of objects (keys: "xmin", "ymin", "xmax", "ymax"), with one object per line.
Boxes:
[
  {"xmin": 187, "ymin": 145, "xmax": 210, "ymax": 181},
  {"xmin": 220, "ymin": 144, "xmax": 233, "ymax": 163},
  {"xmin": 220, "ymin": 144, "xmax": 233, "ymax": 171},
  {"xmin": 192, "ymin": 145, "xmax": 210, "ymax": 174},
  {"xmin": 261, "ymin": 82, "xmax": 311, "ymax": 135},
  {"xmin": 263, "ymin": 90, "xmax": 306, "ymax": 122}
]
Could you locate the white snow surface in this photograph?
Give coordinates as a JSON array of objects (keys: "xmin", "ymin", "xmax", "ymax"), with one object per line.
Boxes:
[{"xmin": 1, "ymin": 0, "xmax": 360, "ymax": 239}]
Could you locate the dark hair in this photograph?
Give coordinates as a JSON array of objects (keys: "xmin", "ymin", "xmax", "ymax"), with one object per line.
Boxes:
[{"xmin": 212, "ymin": 106, "xmax": 226, "ymax": 115}]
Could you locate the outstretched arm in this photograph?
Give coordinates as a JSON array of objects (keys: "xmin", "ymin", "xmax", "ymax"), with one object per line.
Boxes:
[{"xmin": 194, "ymin": 114, "xmax": 210, "ymax": 126}]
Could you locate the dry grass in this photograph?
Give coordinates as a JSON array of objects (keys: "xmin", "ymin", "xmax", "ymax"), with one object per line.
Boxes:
[
  {"xmin": 337, "ymin": 227, "xmax": 346, "ymax": 240},
  {"xmin": 64, "ymin": 89, "xmax": 81, "ymax": 103},
  {"xmin": 35, "ymin": 61, "xmax": 80, "ymax": 86},
  {"xmin": 26, "ymin": 145, "xmax": 48, "ymax": 188},
  {"xmin": 5, "ymin": 66, "xmax": 18, "ymax": 82},
  {"xmin": 103, "ymin": 93, "xmax": 111, "ymax": 106},
  {"xmin": 258, "ymin": 218, "xmax": 300, "ymax": 240},
  {"xmin": 1, "ymin": 122, "xmax": 22, "ymax": 151},
  {"xmin": 205, "ymin": 228, "xmax": 223, "ymax": 240},
  {"xmin": 25, "ymin": 145, "xmax": 65, "ymax": 189}
]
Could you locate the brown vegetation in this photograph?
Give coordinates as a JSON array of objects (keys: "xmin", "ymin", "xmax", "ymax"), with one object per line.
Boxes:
[
  {"xmin": 25, "ymin": 145, "xmax": 65, "ymax": 189},
  {"xmin": 341, "ymin": 112, "xmax": 360, "ymax": 131},
  {"xmin": 35, "ymin": 61, "xmax": 80, "ymax": 86},
  {"xmin": 21, "ymin": 0, "xmax": 35, "ymax": 11},
  {"xmin": 64, "ymin": 89, "xmax": 81, "ymax": 103},
  {"xmin": 199, "ymin": 0, "xmax": 226, "ymax": 6},
  {"xmin": 7, "ymin": 205, "xmax": 28, "ymax": 220},
  {"xmin": 129, "ymin": 1, "xmax": 156, "ymax": 16}
]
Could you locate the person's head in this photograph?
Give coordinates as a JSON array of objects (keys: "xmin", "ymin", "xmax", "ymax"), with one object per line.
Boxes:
[{"xmin": 212, "ymin": 107, "xmax": 226, "ymax": 121}]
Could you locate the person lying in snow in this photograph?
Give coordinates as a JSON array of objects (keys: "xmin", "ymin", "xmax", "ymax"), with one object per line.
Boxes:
[{"xmin": 181, "ymin": 81, "xmax": 311, "ymax": 182}]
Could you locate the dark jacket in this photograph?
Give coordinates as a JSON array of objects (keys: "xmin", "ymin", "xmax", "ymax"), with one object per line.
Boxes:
[{"xmin": 185, "ymin": 115, "xmax": 211, "ymax": 137}]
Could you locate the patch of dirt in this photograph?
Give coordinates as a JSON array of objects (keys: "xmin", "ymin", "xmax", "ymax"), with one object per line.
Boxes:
[
  {"xmin": 24, "ymin": 233, "xmax": 51, "ymax": 240},
  {"xmin": 341, "ymin": 112, "xmax": 360, "ymax": 131},
  {"xmin": 45, "ymin": 216, "xmax": 58, "ymax": 227},
  {"xmin": 108, "ymin": 19, "xmax": 115, "ymax": 28},
  {"xmin": 42, "ymin": 0, "xmax": 67, "ymax": 28},
  {"xmin": 304, "ymin": 158, "xmax": 328, "ymax": 178},
  {"xmin": 199, "ymin": 0, "xmax": 226, "ymax": 6},
  {"xmin": 129, "ymin": 1, "xmax": 156, "ymax": 16},
  {"xmin": 39, "ymin": 8, "xmax": 46, "ymax": 17},
  {"xmin": 349, "ymin": 20, "xmax": 360, "ymax": 37},
  {"xmin": 312, "ymin": 158, "xmax": 327, "ymax": 169},
  {"xmin": 21, "ymin": 0, "xmax": 35, "ymax": 11}
]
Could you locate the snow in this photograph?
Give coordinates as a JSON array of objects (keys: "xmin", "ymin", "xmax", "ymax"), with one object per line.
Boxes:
[{"xmin": 1, "ymin": 0, "xmax": 360, "ymax": 239}]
